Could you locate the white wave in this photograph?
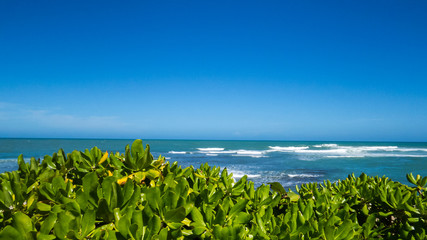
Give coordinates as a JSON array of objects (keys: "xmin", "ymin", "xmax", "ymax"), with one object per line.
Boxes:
[
  {"xmin": 232, "ymin": 150, "xmax": 266, "ymax": 158},
  {"xmin": 232, "ymin": 154, "xmax": 265, "ymax": 158},
  {"xmin": 264, "ymin": 144, "xmax": 427, "ymax": 160},
  {"xmin": 313, "ymin": 144, "xmax": 338, "ymax": 148},
  {"xmin": 201, "ymin": 150, "xmax": 236, "ymax": 154},
  {"xmin": 0, "ymin": 158, "xmax": 19, "ymax": 163},
  {"xmin": 325, "ymin": 153, "xmax": 427, "ymax": 158},
  {"xmin": 168, "ymin": 151, "xmax": 187, "ymax": 154},
  {"xmin": 184, "ymin": 145, "xmax": 427, "ymax": 160},
  {"xmin": 295, "ymin": 149, "xmax": 348, "ymax": 154},
  {"xmin": 392, "ymin": 148, "xmax": 427, "ymax": 152},
  {"xmin": 326, "ymin": 155, "xmax": 362, "ymax": 158},
  {"xmin": 345, "ymin": 146, "xmax": 398, "ymax": 151},
  {"xmin": 0, "ymin": 157, "xmax": 33, "ymax": 163},
  {"xmin": 296, "ymin": 157, "xmax": 318, "ymax": 161},
  {"xmin": 197, "ymin": 148, "xmax": 224, "ymax": 151},
  {"xmin": 230, "ymin": 170, "xmax": 261, "ymax": 178},
  {"xmin": 197, "ymin": 147, "xmax": 235, "ymax": 154},
  {"xmin": 365, "ymin": 153, "xmax": 427, "ymax": 158},
  {"xmin": 165, "ymin": 157, "xmax": 171, "ymax": 160},
  {"xmin": 236, "ymin": 150, "xmax": 264, "ymax": 155},
  {"xmin": 197, "ymin": 147, "xmax": 268, "ymax": 157},
  {"xmin": 212, "ymin": 150, "xmax": 237, "ymax": 154},
  {"xmin": 296, "ymin": 146, "xmax": 409, "ymax": 156},
  {"xmin": 288, "ymin": 174, "xmax": 322, "ymax": 178},
  {"xmin": 268, "ymin": 146, "xmax": 309, "ymax": 152}
]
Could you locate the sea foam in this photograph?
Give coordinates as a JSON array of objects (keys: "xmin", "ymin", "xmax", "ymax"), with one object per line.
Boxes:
[
  {"xmin": 168, "ymin": 151, "xmax": 187, "ymax": 154},
  {"xmin": 0, "ymin": 158, "xmax": 21, "ymax": 163},
  {"xmin": 287, "ymin": 173, "xmax": 322, "ymax": 178},
  {"xmin": 267, "ymin": 146, "xmax": 309, "ymax": 152},
  {"xmin": 313, "ymin": 144, "xmax": 338, "ymax": 148},
  {"xmin": 230, "ymin": 170, "xmax": 261, "ymax": 179},
  {"xmin": 197, "ymin": 148, "xmax": 225, "ymax": 151}
]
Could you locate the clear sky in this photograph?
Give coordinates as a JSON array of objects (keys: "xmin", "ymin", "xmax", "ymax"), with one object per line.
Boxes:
[{"xmin": 1, "ymin": 0, "xmax": 427, "ymax": 141}]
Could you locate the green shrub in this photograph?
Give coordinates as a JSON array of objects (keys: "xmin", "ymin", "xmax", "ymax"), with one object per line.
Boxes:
[{"xmin": 0, "ymin": 140, "xmax": 426, "ymax": 239}]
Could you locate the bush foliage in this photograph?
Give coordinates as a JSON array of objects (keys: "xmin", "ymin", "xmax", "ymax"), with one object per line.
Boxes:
[{"xmin": 0, "ymin": 140, "xmax": 426, "ymax": 239}]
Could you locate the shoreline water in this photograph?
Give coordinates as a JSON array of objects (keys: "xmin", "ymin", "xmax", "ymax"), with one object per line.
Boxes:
[{"xmin": 1, "ymin": 138, "xmax": 426, "ymax": 189}]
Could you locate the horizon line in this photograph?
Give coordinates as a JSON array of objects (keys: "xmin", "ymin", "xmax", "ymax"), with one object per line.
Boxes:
[{"xmin": 0, "ymin": 137, "xmax": 426, "ymax": 144}]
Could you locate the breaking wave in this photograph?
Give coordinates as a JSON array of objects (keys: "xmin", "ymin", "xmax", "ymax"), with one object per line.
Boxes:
[
  {"xmin": 287, "ymin": 174, "xmax": 322, "ymax": 178},
  {"xmin": 230, "ymin": 170, "xmax": 261, "ymax": 179},
  {"xmin": 168, "ymin": 151, "xmax": 187, "ymax": 154}
]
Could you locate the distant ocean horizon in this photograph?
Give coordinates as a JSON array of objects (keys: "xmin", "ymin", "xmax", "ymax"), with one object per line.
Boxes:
[{"xmin": 1, "ymin": 138, "xmax": 427, "ymax": 189}]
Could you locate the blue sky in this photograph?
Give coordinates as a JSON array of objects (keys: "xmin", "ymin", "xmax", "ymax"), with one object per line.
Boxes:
[{"xmin": 1, "ymin": 0, "xmax": 427, "ymax": 141}]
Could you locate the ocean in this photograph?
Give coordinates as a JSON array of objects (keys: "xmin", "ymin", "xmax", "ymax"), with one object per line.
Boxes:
[{"xmin": 1, "ymin": 138, "xmax": 427, "ymax": 189}]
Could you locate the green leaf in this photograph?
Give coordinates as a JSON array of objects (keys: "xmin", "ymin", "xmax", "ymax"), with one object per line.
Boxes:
[
  {"xmin": 110, "ymin": 155, "xmax": 125, "ymax": 169},
  {"xmin": 97, "ymin": 198, "xmax": 113, "ymax": 222},
  {"xmin": 165, "ymin": 207, "xmax": 186, "ymax": 223},
  {"xmin": 191, "ymin": 207, "xmax": 206, "ymax": 226},
  {"xmin": 232, "ymin": 175, "xmax": 247, "ymax": 195},
  {"xmin": 53, "ymin": 212, "xmax": 71, "ymax": 239},
  {"xmin": 128, "ymin": 224, "xmax": 140, "ymax": 240},
  {"xmin": 213, "ymin": 205, "xmax": 226, "ymax": 225},
  {"xmin": 82, "ymin": 171, "xmax": 99, "ymax": 209},
  {"xmin": 228, "ymin": 199, "xmax": 248, "ymax": 219},
  {"xmin": 121, "ymin": 179, "xmax": 135, "ymax": 206},
  {"xmin": 234, "ymin": 212, "xmax": 251, "ymax": 224},
  {"xmin": 37, "ymin": 234, "xmax": 57, "ymax": 240},
  {"xmin": 13, "ymin": 211, "xmax": 34, "ymax": 235},
  {"xmin": 421, "ymin": 176, "xmax": 427, "ymax": 187},
  {"xmin": 145, "ymin": 169, "xmax": 161, "ymax": 180},
  {"xmin": 124, "ymin": 144, "xmax": 135, "ymax": 169},
  {"xmin": 145, "ymin": 187, "xmax": 161, "ymax": 211},
  {"xmin": 158, "ymin": 228, "xmax": 169, "ymax": 240},
  {"xmin": 166, "ymin": 222, "xmax": 182, "ymax": 230},
  {"xmin": 17, "ymin": 154, "xmax": 28, "ymax": 173},
  {"xmin": 114, "ymin": 208, "xmax": 130, "ymax": 238},
  {"xmin": 123, "ymin": 185, "xmax": 140, "ymax": 209},
  {"xmin": 255, "ymin": 213, "xmax": 266, "ymax": 234},
  {"xmin": 406, "ymin": 173, "xmax": 417, "ymax": 185},
  {"xmin": 335, "ymin": 220, "xmax": 353, "ymax": 240},
  {"xmin": 131, "ymin": 139, "xmax": 145, "ymax": 170},
  {"xmin": 148, "ymin": 215, "xmax": 161, "ymax": 235},
  {"xmin": 37, "ymin": 202, "xmax": 51, "ymax": 212},
  {"xmin": 40, "ymin": 212, "xmax": 57, "ymax": 235},
  {"xmin": 404, "ymin": 202, "xmax": 420, "ymax": 214},
  {"xmin": 142, "ymin": 144, "xmax": 153, "ymax": 169},
  {"xmin": 193, "ymin": 226, "xmax": 207, "ymax": 236},
  {"xmin": 208, "ymin": 189, "xmax": 224, "ymax": 204},
  {"xmin": 29, "ymin": 157, "xmax": 38, "ymax": 173},
  {"xmin": 39, "ymin": 183, "xmax": 55, "ymax": 201},
  {"xmin": 82, "ymin": 172, "xmax": 99, "ymax": 195},
  {"xmin": 269, "ymin": 182, "xmax": 287, "ymax": 195},
  {"xmin": 52, "ymin": 175, "xmax": 66, "ymax": 193},
  {"xmin": 81, "ymin": 209, "xmax": 96, "ymax": 237},
  {"xmin": 102, "ymin": 176, "xmax": 119, "ymax": 209},
  {"xmin": 297, "ymin": 211, "xmax": 306, "ymax": 225},
  {"xmin": 76, "ymin": 189, "xmax": 88, "ymax": 211},
  {"xmin": 42, "ymin": 155, "xmax": 56, "ymax": 170},
  {"xmin": 364, "ymin": 213, "xmax": 376, "ymax": 229},
  {"xmin": 0, "ymin": 226, "xmax": 23, "ymax": 240},
  {"xmin": 361, "ymin": 204, "xmax": 369, "ymax": 216},
  {"xmin": 287, "ymin": 190, "xmax": 300, "ymax": 202},
  {"xmin": 379, "ymin": 211, "xmax": 393, "ymax": 217},
  {"xmin": 324, "ymin": 225, "xmax": 334, "ymax": 240}
]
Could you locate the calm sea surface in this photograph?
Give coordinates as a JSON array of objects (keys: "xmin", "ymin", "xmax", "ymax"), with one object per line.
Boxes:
[{"xmin": 1, "ymin": 138, "xmax": 427, "ymax": 189}]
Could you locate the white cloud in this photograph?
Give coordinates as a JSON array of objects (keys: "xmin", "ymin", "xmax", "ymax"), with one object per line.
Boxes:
[
  {"xmin": 0, "ymin": 102, "xmax": 128, "ymax": 133},
  {"xmin": 28, "ymin": 110, "xmax": 128, "ymax": 130}
]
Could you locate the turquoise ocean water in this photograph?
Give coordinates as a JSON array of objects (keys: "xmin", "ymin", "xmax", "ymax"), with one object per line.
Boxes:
[{"xmin": 1, "ymin": 138, "xmax": 426, "ymax": 189}]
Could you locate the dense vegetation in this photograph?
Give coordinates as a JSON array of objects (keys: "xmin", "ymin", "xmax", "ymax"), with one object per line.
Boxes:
[{"xmin": 0, "ymin": 140, "xmax": 426, "ymax": 239}]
